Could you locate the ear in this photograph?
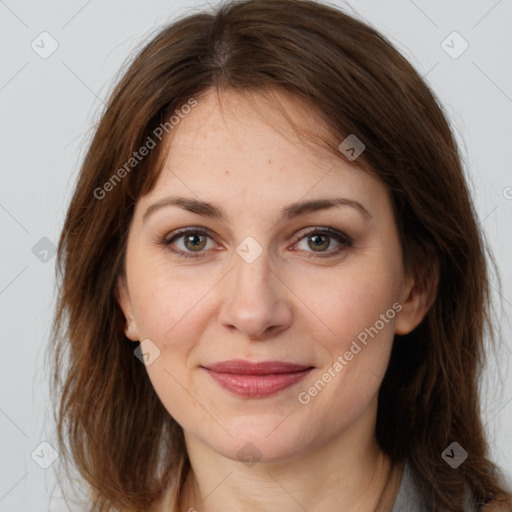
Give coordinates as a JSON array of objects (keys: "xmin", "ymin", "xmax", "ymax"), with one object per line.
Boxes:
[
  {"xmin": 115, "ymin": 274, "xmax": 140, "ymax": 342},
  {"xmin": 394, "ymin": 259, "xmax": 439, "ymax": 335}
]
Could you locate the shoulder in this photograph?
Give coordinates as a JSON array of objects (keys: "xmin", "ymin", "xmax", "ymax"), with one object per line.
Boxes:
[
  {"xmin": 391, "ymin": 461, "xmax": 480, "ymax": 512},
  {"xmin": 390, "ymin": 462, "xmax": 429, "ymax": 512}
]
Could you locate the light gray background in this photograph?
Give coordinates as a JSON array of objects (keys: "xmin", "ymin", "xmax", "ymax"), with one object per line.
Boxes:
[{"xmin": 1, "ymin": 0, "xmax": 511, "ymax": 510}]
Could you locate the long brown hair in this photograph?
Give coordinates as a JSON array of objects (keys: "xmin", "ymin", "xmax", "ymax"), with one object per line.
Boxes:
[{"xmin": 48, "ymin": 0, "xmax": 512, "ymax": 510}]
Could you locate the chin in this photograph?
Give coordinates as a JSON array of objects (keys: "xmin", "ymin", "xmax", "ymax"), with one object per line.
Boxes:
[{"xmin": 203, "ymin": 416, "xmax": 313, "ymax": 464}]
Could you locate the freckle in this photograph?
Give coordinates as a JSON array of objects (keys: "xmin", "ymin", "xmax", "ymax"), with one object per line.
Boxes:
[{"xmin": 268, "ymin": 159, "xmax": 272, "ymax": 164}]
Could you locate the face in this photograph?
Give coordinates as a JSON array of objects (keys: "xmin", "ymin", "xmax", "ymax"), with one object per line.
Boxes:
[{"xmin": 117, "ymin": 88, "xmax": 428, "ymax": 463}]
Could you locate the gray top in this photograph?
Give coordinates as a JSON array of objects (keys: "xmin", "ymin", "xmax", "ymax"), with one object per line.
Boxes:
[
  {"xmin": 390, "ymin": 462, "xmax": 429, "ymax": 512},
  {"xmin": 391, "ymin": 462, "xmax": 477, "ymax": 512}
]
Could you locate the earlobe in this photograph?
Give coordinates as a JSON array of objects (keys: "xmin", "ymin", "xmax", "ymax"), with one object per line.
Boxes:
[
  {"xmin": 124, "ymin": 321, "xmax": 140, "ymax": 341},
  {"xmin": 115, "ymin": 275, "xmax": 140, "ymax": 342},
  {"xmin": 394, "ymin": 262, "xmax": 439, "ymax": 335}
]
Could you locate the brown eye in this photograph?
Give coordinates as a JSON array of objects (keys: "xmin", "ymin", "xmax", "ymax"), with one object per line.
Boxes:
[
  {"xmin": 163, "ymin": 229, "xmax": 215, "ymax": 259},
  {"xmin": 293, "ymin": 228, "xmax": 352, "ymax": 258},
  {"xmin": 182, "ymin": 232, "xmax": 207, "ymax": 251},
  {"xmin": 307, "ymin": 233, "xmax": 330, "ymax": 251}
]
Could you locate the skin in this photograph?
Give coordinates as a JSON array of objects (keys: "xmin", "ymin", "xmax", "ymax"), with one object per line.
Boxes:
[{"xmin": 117, "ymin": 87, "xmax": 434, "ymax": 512}]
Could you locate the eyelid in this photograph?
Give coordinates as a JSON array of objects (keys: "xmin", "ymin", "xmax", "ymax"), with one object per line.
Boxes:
[
  {"xmin": 162, "ymin": 227, "xmax": 218, "ymax": 253},
  {"xmin": 291, "ymin": 226, "xmax": 352, "ymax": 245},
  {"xmin": 163, "ymin": 226, "xmax": 214, "ymax": 243}
]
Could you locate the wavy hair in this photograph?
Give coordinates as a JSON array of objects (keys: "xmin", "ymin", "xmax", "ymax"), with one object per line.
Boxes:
[{"xmin": 48, "ymin": 0, "xmax": 512, "ymax": 510}]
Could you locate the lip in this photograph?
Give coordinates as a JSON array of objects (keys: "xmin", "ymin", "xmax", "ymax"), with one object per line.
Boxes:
[{"xmin": 201, "ymin": 360, "xmax": 314, "ymax": 398}]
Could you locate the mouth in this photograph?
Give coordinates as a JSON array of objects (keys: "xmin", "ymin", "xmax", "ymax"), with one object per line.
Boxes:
[{"xmin": 201, "ymin": 360, "xmax": 314, "ymax": 398}]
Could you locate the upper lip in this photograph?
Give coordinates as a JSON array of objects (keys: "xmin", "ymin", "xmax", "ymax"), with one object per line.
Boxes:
[{"xmin": 202, "ymin": 359, "xmax": 314, "ymax": 375}]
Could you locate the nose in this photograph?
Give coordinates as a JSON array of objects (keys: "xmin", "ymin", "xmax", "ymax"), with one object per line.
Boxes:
[{"xmin": 217, "ymin": 246, "xmax": 293, "ymax": 340}]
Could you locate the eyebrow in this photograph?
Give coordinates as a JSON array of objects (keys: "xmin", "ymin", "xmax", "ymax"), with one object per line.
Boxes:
[{"xmin": 142, "ymin": 195, "xmax": 372, "ymax": 224}]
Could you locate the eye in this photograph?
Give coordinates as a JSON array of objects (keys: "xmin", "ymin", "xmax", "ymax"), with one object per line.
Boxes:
[
  {"xmin": 162, "ymin": 226, "xmax": 352, "ymax": 259},
  {"xmin": 292, "ymin": 227, "xmax": 353, "ymax": 258},
  {"xmin": 163, "ymin": 228, "xmax": 216, "ymax": 259}
]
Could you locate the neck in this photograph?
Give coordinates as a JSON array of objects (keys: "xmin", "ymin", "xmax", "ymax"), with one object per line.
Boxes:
[{"xmin": 178, "ymin": 403, "xmax": 404, "ymax": 512}]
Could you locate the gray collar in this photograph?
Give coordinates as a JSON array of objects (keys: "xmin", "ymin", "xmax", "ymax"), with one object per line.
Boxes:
[
  {"xmin": 391, "ymin": 461, "xmax": 478, "ymax": 512},
  {"xmin": 390, "ymin": 462, "xmax": 429, "ymax": 512}
]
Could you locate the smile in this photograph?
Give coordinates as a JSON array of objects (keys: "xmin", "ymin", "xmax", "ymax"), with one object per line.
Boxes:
[{"xmin": 201, "ymin": 360, "xmax": 314, "ymax": 398}]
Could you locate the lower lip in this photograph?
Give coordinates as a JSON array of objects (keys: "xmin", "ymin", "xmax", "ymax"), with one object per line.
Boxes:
[{"xmin": 203, "ymin": 368, "xmax": 313, "ymax": 398}]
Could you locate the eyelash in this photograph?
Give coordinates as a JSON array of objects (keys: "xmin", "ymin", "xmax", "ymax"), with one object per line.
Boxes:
[{"xmin": 162, "ymin": 227, "xmax": 353, "ymax": 260}]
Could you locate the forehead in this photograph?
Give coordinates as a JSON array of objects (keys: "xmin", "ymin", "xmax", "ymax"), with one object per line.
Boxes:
[
  {"xmin": 138, "ymin": 87, "xmax": 388, "ymax": 218},
  {"xmin": 165, "ymin": 87, "xmax": 336, "ymax": 164}
]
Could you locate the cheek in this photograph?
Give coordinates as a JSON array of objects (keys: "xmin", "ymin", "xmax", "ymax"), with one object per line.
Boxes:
[
  {"xmin": 290, "ymin": 256, "xmax": 402, "ymax": 350},
  {"xmin": 291, "ymin": 258, "xmax": 401, "ymax": 419},
  {"xmin": 131, "ymin": 276, "xmax": 214, "ymax": 426},
  {"xmin": 129, "ymin": 259, "xmax": 215, "ymax": 343},
  {"xmin": 298, "ymin": 261, "xmax": 401, "ymax": 415}
]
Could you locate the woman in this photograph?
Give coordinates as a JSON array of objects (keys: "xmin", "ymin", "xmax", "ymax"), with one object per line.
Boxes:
[{"xmin": 48, "ymin": 0, "xmax": 512, "ymax": 510}]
